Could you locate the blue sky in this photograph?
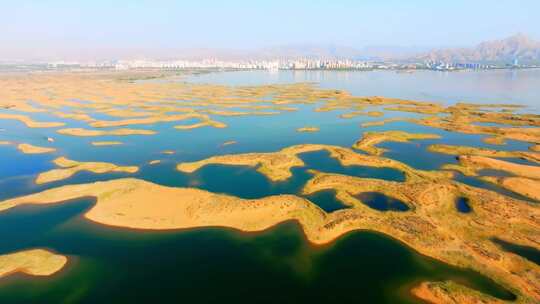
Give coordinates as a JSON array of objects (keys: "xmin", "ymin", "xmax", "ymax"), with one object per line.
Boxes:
[{"xmin": 2, "ymin": 0, "xmax": 538, "ymax": 59}]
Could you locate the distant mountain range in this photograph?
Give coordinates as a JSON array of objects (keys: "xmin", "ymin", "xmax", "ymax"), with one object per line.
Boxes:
[
  {"xmin": 5, "ymin": 34, "xmax": 539, "ymax": 64},
  {"xmin": 209, "ymin": 34, "xmax": 540, "ymax": 64},
  {"xmin": 414, "ymin": 34, "xmax": 540, "ymax": 64}
]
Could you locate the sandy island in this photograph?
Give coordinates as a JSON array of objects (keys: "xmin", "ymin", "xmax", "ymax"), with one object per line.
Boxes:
[
  {"xmin": 296, "ymin": 127, "xmax": 320, "ymax": 132},
  {"xmin": 352, "ymin": 130, "xmax": 440, "ymax": 155},
  {"xmin": 0, "ymin": 113, "xmax": 65, "ymax": 128},
  {"xmin": 221, "ymin": 141, "xmax": 237, "ymax": 146},
  {"xmin": 16, "ymin": 143, "xmax": 56, "ymax": 154},
  {"xmin": 0, "ymin": 174, "xmax": 538, "ymax": 302},
  {"xmin": 177, "ymin": 143, "xmax": 451, "ymax": 182},
  {"xmin": 0, "ymin": 249, "xmax": 67, "ymax": 279},
  {"xmin": 36, "ymin": 157, "xmax": 139, "ymax": 184},
  {"xmin": 91, "ymin": 141, "xmax": 123, "ymax": 146},
  {"xmin": 428, "ymin": 144, "xmax": 540, "ymax": 164},
  {"xmin": 57, "ymin": 128, "xmax": 156, "ymax": 137}
]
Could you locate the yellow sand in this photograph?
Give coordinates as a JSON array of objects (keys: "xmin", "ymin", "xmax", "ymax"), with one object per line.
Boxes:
[
  {"xmin": 178, "ymin": 144, "xmax": 449, "ymax": 182},
  {"xmin": 296, "ymin": 127, "xmax": 320, "ymax": 132},
  {"xmin": 0, "ymin": 175, "xmax": 538, "ymax": 302},
  {"xmin": 57, "ymin": 128, "xmax": 156, "ymax": 137},
  {"xmin": 17, "ymin": 143, "xmax": 56, "ymax": 154},
  {"xmin": 36, "ymin": 157, "xmax": 139, "ymax": 184},
  {"xmin": 91, "ymin": 141, "xmax": 123, "ymax": 146},
  {"xmin": 353, "ymin": 130, "xmax": 441, "ymax": 155},
  {"xmin": 222, "ymin": 141, "xmax": 237, "ymax": 146},
  {"xmin": 0, "ymin": 113, "xmax": 65, "ymax": 128},
  {"xmin": 0, "ymin": 249, "xmax": 67, "ymax": 278}
]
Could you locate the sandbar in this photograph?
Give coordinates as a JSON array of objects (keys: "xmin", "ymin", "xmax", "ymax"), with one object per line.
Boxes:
[
  {"xmin": 17, "ymin": 143, "xmax": 56, "ymax": 154},
  {"xmin": 57, "ymin": 128, "xmax": 156, "ymax": 137},
  {"xmin": 222, "ymin": 141, "xmax": 237, "ymax": 146},
  {"xmin": 36, "ymin": 157, "xmax": 139, "ymax": 184},
  {"xmin": 457, "ymin": 155, "xmax": 540, "ymax": 179},
  {"xmin": 0, "ymin": 113, "xmax": 65, "ymax": 128},
  {"xmin": 91, "ymin": 141, "xmax": 123, "ymax": 146},
  {"xmin": 352, "ymin": 130, "xmax": 440, "ymax": 155},
  {"xmin": 296, "ymin": 127, "xmax": 320, "ymax": 132},
  {"xmin": 178, "ymin": 144, "xmax": 450, "ymax": 182},
  {"xmin": 411, "ymin": 280, "xmax": 505, "ymax": 304},
  {"xmin": 0, "ymin": 175, "xmax": 537, "ymax": 302},
  {"xmin": 0, "ymin": 249, "xmax": 67, "ymax": 278},
  {"xmin": 427, "ymin": 144, "xmax": 540, "ymax": 164}
]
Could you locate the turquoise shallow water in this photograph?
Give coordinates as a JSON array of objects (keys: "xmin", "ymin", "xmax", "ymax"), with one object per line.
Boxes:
[{"xmin": 0, "ymin": 70, "xmax": 538, "ymax": 303}]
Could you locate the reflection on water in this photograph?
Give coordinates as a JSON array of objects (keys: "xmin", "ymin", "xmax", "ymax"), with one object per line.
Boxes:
[
  {"xmin": 188, "ymin": 69, "xmax": 540, "ymax": 111},
  {"xmin": 0, "ymin": 69, "xmax": 537, "ymax": 303}
]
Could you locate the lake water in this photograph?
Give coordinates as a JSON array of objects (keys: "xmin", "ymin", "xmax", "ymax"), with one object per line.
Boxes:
[{"xmin": 0, "ymin": 69, "xmax": 537, "ymax": 303}]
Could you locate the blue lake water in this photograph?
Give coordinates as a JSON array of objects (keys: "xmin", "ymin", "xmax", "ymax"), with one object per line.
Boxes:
[{"xmin": 0, "ymin": 69, "xmax": 537, "ymax": 303}]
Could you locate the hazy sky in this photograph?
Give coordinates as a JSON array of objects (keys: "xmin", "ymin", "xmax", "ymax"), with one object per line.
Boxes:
[{"xmin": 2, "ymin": 0, "xmax": 539, "ymax": 60}]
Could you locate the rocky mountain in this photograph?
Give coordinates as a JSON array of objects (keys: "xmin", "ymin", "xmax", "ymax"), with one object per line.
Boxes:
[{"xmin": 415, "ymin": 34, "xmax": 540, "ymax": 64}]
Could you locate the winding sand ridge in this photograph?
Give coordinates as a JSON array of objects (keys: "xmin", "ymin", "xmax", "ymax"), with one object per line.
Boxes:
[
  {"xmin": 457, "ymin": 155, "xmax": 540, "ymax": 179},
  {"xmin": 57, "ymin": 128, "xmax": 156, "ymax": 137},
  {"xmin": 339, "ymin": 111, "xmax": 364, "ymax": 119},
  {"xmin": 296, "ymin": 127, "xmax": 320, "ymax": 132},
  {"xmin": 428, "ymin": 144, "xmax": 540, "ymax": 164},
  {"xmin": 415, "ymin": 115, "xmax": 540, "ymax": 143},
  {"xmin": 0, "ymin": 113, "xmax": 65, "ymax": 128},
  {"xmin": 483, "ymin": 136, "xmax": 507, "ymax": 145},
  {"xmin": 174, "ymin": 118, "xmax": 227, "ymax": 130},
  {"xmin": 385, "ymin": 104, "xmax": 445, "ymax": 114},
  {"xmin": 301, "ymin": 171, "xmax": 540, "ymax": 303},
  {"xmin": 177, "ymin": 144, "xmax": 451, "ymax": 182},
  {"xmin": 52, "ymin": 111, "xmax": 96, "ymax": 122},
  {"xmin": 36, "ymin": 157, "xmax": 139, "ymax": 184},
  {"xmin": 88, "ymin": 113, "xmax": 208, "ymax": 128},
  {"xmin": 0, "ymin": 141, "xmax": 12, "ymax": 145},
  {"xmin": 412, "ymin": 281, "xmax": 506, "ymax": 304},
  {"xmin": 203, "ymin": 109, "xmax": 280, "ymax": 116},
  {"xmin": 0, "ymin": 249, "xmax": 67, "ymax": 278},
  {"xmin": 97, "ymin": 108, "xmax": 154, "ymax": 118},
  {"xmin": 91, "ymin": 141, "xmax": 123, "ymax": 146},
  {"xmin": 0, "ymin": 173, "xmax": 538, "ymax": 302},
  {"xmin": 17, "ymin": 143, "xmax": 56, "ymax": 154},
  {"xmin": 531, "ymin": 145, "xmax": 540, "ymax": 152},
  {"xmin": 482, "ymin": 176, "xmax": 540, "ymax": 201},
  {"xmin": 0, "ymin": 101, "xmax": 47, "ymax": 113},
  {"xmin": 360, "ymin": 117, "xmax": 409, "ymax": 127},
  {"xmin": 0, "ymin": 177, "xmax": 326, "ymax": 237},
  {"xmin": 352, "ymin": 130, "xmax": 441, "ymax": 155}
]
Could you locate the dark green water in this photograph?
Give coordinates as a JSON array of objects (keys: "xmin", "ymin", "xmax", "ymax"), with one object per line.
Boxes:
[
  {"xmin": 0, "ymin": 200, "xmax": 514, "ymax": 304},
  {"xmin": 355, "ymin": 192, "xmax": 410, "ymax": 212},
  {"xmin": 1, "ymin": 70, "xmax": 537, "ymax": 303}
]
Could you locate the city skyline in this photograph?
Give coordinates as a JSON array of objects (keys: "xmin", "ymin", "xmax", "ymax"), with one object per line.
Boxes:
[{"xmin": 2, "ymin": 1, "xmax": 539, "ymax": 61}]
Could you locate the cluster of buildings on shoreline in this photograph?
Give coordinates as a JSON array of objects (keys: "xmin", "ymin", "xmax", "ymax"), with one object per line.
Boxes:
[{"xmin": 6, "ymin": 58, "xmax": 538, "ymax": 72}]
